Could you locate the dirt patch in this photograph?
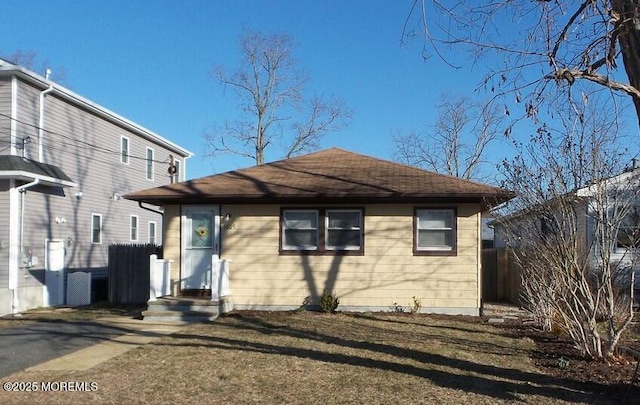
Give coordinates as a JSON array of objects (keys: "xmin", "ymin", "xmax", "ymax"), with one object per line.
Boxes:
[{"xmin": 491, "ymin": 318, "xmax": 640, "ymax": 403}]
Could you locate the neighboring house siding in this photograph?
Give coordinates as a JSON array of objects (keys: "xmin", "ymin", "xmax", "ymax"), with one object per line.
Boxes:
[
  {"xmin": 0, "ymin": 69, "xmax": 189, "ymax": 315},
  {"xmin": 14, "ymin": 84, "xmax": 170, "ymax": 273},
  {"xmin": 0, "ymin": 180, "xmax": 10, "ymax": 288},
  {"xmin": 182, "ymin": 203, "xmax": 481, "ymax": 313},
  {"xmin": 0, "ymin": 79, "xmax": 12, "ymax": 155}
]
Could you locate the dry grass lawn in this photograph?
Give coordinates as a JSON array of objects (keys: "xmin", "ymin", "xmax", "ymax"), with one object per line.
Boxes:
[{"xmin": 0, "ymin": 311, "xmax": 616, "ymax": 404}]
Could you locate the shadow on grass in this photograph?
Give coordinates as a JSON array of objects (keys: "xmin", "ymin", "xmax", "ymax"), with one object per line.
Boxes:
[{"xmin": 162, "ymin": 312, "xmax": 639, "ymax": 403}]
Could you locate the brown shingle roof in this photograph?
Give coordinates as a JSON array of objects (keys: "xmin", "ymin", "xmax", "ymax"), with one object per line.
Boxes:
[{"xmin": 125, "ymin": 148, "xmax": 513, "ymax": 207}]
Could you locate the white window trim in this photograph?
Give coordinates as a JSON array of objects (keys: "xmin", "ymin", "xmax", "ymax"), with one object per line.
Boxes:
[
  {"xmin": 91, "ymin": 213, "xmax": 102, "ymax": 244},
  {"xmin": 148, "ymin": 221, "xmax": 157, "ymax": 245},
  {"xmin": 146, "ymin": 147, "xmax": 154, "ymax": 181},
  {"xmin": 282, "ymin": 209, "xmax": 319, "ymax": 251},
  {"xmin": 416, "ymin": 208, "xmax": 455, "ymax": 251},
  {"xmin": 325, "ymin": 209, "xmax": 362, "ymax": 250},
  {"xmin": 120, "ymin": 135, "xmax": 130, "ymax": 165},
  {"xmin": 130, "ymin": 215, "xmax": 139, "ymax": 242}
]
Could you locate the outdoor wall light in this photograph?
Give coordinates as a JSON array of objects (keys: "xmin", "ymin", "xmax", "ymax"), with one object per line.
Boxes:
[
  {"xmin": 74, "ymin": 191, "xmax": 84, "ymax": 199},
  {"xmin": 224, "ymin": 213, "xmax": 232, "ymax": 221}
]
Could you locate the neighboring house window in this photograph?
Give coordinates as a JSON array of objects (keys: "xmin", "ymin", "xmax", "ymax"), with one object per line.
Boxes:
[
  {"xmin": 149, "ymin": 221, "xmax": 157, "ymax": 245},
  {"xmin": 120, "ymin": 136, "xmax": 130, "ymax": 164},
  {"xmin": 130, "ymin": 215, "xmax": 139, "ymax": 242},
  {"xmin": 146, "ymin": 147, "xmax": 154, "ymax": 180},
  {"xmin": 173, "ymin": 160, "xmax": 181, "ymax": 182},
  {"xmin": 91, "ymin": 214, "xmax": 102, "ymax": 244},
  {"xmin": 281, "ymin": 208, "xmax": 364, "ymax": 254},
  {"xmin": 414, "ymin": 208, "xmax": 457, "ymax": 255},
  {"xmin": 617, "ymin": 207, "xmax": 640, "ymax": 248}
]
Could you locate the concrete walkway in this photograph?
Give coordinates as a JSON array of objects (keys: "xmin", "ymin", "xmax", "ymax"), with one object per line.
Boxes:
[{"xmin": 0, "ymin": 316, "xmax": 184, "ymax": 377}]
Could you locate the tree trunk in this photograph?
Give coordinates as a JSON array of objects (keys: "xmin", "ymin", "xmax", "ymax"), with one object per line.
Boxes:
[{"xmin": 614, "ymin": 0, "xmax": 640, "ymax": 128}]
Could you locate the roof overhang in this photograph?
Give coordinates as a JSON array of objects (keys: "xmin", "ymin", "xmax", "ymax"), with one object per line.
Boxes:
[
  {"xmin": 0, "ymin": 170, "xmax": 77, "ymax": 188},
  {"xmin": 0, "ymin": 156, "xmax": 77, "ymax": 188}
]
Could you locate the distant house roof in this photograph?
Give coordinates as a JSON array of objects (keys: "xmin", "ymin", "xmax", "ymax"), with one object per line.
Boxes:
[
  {"xmin": 125, "ymin": 148, "xmax": 513, "ymax": 208},
  {"xmin": 0, "ymin": 155, "xmax": 76, "ymax": 187}
]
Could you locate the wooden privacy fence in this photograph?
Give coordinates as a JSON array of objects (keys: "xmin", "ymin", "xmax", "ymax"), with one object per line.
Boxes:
[
  {"xmin": 482, "ymin": 248, "xmax": 521, "ymax": 304},
  {"xmin": 108, "ymin": 244, "xmax": 163, "ymax": 304}
]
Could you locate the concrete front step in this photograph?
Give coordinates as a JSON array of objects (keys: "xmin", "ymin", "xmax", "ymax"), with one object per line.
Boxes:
[
  {"xmin": 143, "ymin": 296, "xmax": 232, "ymax": 323},
  {"xmin": 141, "ymin": 310, "xmax": 218, "ymax": 323}
]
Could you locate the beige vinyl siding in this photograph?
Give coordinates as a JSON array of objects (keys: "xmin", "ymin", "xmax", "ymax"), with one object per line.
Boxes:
[
  {"xmin": 163, "ymin": 205, "xmax": 182, "ymax": 296},
  {"xmin": 209, "ymin": 203, "xmax": 482, "ymax": 313}
]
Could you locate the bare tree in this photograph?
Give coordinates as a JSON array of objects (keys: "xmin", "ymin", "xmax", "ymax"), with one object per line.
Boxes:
[
  {"xmin": 406, "ymin": 1, "xmax": 640, "ymax": 129},
  {"xmin": 393, "ymin": 93, "xmax": 504, "ymax": 181},
  {"xmin": 1, "ymin": 50, "xmax": 67, "ymax": 82},
  {"xmin": 496, "ymin": 97, "xmax": 639, "ymax": 359},
  {"xmin": 205, "ymin": 30, "xmax": 352, "ymax": 165}
]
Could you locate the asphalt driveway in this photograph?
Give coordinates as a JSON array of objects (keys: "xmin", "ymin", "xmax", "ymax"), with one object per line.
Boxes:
[{"xmin": 0, "ymin": 319, "xmax": 131, "ymax": 378}]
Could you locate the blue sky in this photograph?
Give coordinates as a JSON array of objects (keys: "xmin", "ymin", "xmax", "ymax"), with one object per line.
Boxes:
[{"xmin": 2, "ymin": 0, "xmax": 510, "ymax": 181}]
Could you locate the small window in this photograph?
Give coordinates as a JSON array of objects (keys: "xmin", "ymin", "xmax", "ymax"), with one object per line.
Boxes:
[
  {"xmin": 415, "ymin": 208, "xmax": 456, "ymax": 254},
  {"xmin": 617, "ymin": 208, "xmax": 640, "ymax": 248},
  {"xmin": 130, "ymin": 215, "xmax": 138, "ymax": 241},
  {"xmin": 173, "ymin": 160, "xmax": 181, "ymax": 182},
  {"xmin": 120, "ymin": 136, "xmax": 130, "ymax": 164},
  {"xmin": 146, "ymin": 147, "xmax": 154, "ymax": 180},
  {"xmin": 282, "ymin": 210, "xmax": 318, "ymax": 250},
  {"xmin": 91, "ymin": 214, "xmax": 102, "ymax": 244},
  {"xmin": 326, "ymin": 210, "xmax": 362, "ymax": 250},
  {"xmin": 149, "ymin": 221, "xmax": 157, "ymax": 245}
]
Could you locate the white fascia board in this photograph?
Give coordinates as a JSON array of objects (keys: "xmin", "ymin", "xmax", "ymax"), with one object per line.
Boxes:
[{"xmin": 0, "ymin": 63, "xmax": 193, "ymax": 158}]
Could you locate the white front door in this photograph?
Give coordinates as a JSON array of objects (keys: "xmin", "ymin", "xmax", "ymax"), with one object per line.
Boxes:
[
  {"xmin": 44, "ymin": 239, "xmax": 65, "ymax": 306},
  {"xmin": 182, "ymin": 206, "xmax": 220, "ymax": 291}
]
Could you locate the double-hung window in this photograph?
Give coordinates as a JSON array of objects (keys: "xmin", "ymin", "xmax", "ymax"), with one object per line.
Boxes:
[
  {"xmin": 325, "ymin": 210, "xmax": 362, "ymax": 250},
  {"xmin": 120, "ymin": 136, "xmax": 129, "ymax": 164},
  {"xmin": 91, "ymin": 214, "xmax": 102, "ymax": 244},
  {"xmin": 146, "ymin": 147, "xmax": 154, "ymax": 180},
  {"xmin": 415, "ymin": 208, "xmax": 456, "ymax": 255},
  {"xmin": 281, "ymin": 208, "xmax": 363, "ymax": 254},
  {"xmin": 173, "ymin": 160, "xmax": 181, "ymax": 182},
  {"xmin": 148, "ymin": 221, "xmax": 157, "ymax": 245},
  {"xmin": 130, "ymin": 215, "xmax": 139, "ymax": 242},
  {"xmin": 282, "ymin": 210, "xmax": 319, "ymax": 250}
]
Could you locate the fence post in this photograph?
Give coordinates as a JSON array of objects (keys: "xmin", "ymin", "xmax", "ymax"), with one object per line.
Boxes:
[{"xmin": 149, "ymin": 254, "xmax": 157, "ymax": 302}]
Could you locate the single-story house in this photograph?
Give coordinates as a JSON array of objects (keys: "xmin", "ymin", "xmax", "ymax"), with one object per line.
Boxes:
[{"xmin": 125, "ymin": 148, "xmax": 513, "ymax": 316}]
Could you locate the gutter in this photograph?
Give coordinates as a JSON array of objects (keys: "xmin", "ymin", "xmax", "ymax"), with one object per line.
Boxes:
[{"xmin": 138, "ymin": 201, "xmax": 164, "ymax": 217}]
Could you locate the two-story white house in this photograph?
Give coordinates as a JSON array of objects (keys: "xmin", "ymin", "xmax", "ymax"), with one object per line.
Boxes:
[{"xmin": 0, "ymin": 59, "xmax": 192, "ymax": 315}]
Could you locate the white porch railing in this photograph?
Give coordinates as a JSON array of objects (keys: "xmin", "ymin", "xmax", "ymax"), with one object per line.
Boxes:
[
  {"xmin": 149, "ymin": 254, "xmax": 172, "ymax": 302},
  {"xmin": 210, "ymin": 258, "xmax": 231, "ymax": 301},
  {"xmin": 148, "ymin": 254, "xmax": 229, "ymax": 302}
]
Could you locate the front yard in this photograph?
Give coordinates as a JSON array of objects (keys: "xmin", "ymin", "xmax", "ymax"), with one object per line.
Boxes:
[{"xmin": 1, "ymin": 310, "xmax": 638, "ymax": 404}]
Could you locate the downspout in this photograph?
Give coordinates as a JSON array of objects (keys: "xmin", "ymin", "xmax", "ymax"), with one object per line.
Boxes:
[
  {"xmin": 11, "ymin": 178, "xmax": 40, "ymax": 314},
  {"xmin": 38, "ymin": 83, "xmax": 54, "ymax": 162}
]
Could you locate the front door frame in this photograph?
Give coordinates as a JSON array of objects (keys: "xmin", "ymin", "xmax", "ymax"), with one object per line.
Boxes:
[{"xmin": 180, "ymin": 205, "xmax": 220, "ymax": 295}]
